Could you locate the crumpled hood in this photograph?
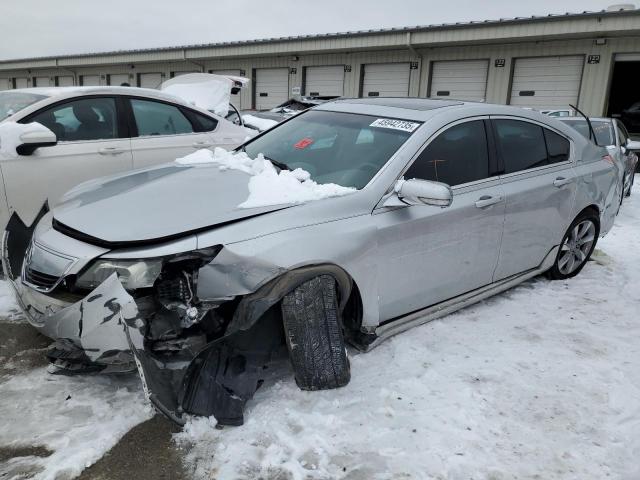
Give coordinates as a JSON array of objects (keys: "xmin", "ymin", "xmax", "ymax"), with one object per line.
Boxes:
[{"xmin": 52, "ymin": 163, "xmax": 290, "ymax": 246}]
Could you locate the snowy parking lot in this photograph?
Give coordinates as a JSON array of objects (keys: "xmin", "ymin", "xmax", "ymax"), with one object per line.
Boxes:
[{"xmin": 0, "ymin": 178, "xmax": 639, "ymax": 480}]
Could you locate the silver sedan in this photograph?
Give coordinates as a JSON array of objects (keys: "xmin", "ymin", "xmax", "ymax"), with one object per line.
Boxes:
[{"xmin": 3, "ymin": 98, "xmax": 619, "ymax": 426}]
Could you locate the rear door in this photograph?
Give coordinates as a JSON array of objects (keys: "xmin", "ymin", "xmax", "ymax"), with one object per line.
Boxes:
[
  {"xmin": 4, "ymin": 96, "xmax": 132, "ymax": 226},
  {"xmin": 126, "ymin": 97, "xmax": 243, "ymax": 169},
  {"xmin": 375, "ymin": 118, "xmax": 505, "ymax": 320},
  {"xmin": 491, "ymin": 117, "xmax": 576, "ymax": 280}
]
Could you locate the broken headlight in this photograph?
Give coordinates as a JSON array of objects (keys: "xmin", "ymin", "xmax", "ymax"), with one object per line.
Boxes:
[{"xmin": 75, "ymin": 258, "xmax": 163, "ymax": 291}]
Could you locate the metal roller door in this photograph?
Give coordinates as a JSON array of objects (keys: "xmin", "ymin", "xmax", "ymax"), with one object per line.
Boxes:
[
  {"xmin": 211, "ymin": 69, "xmax": 243, "ymax": 109},
  {"xmin": 108, "ymin": 74, "xmax": 130, "ymax": 86},
  {"xmin": 80, "ymin": 75, "xmax": 101, "ymax": 86},
  {"xmin": 14, "ymin": 78, "xmax": 29, "ymax": 89},
  {"xmin": 0, "ymin": 79, "xmax": 10, "ymax": 90},
  {"xmin": 56, "ymin": 76, "xmax": 74, "ymax": 87},
  {"xmin": 362, "ymin": 63, "xmax": 410, "ymax": 97},
  {"xmin": 138, "ymin": 73, "xmax": 163, "ymax": 89},
  {"xmin": 509, "ymin": 56, "xmax": 584, "ymax": 108},
  {"xmin": 34, "ymin": 76, "xmax": 51, "ymax": 87},
  {"xmin": 430, "ymin": 60, "xmax": 488, "ymax": 102},
  {"xmin": 305, "ymin": 66, "xmax": 344, "ymax": 97},
  {"xmin": 255, "ymin": 68, "xmax": 289, "ymax": 110}
]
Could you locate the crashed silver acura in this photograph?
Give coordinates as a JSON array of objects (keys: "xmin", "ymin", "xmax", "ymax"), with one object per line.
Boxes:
[{"xmin": 2, "ymin": 98, "xmax": 619, "ymax": 426}]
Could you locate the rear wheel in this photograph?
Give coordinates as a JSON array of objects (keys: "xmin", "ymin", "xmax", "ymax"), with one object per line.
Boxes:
[
  {"xmin": 281, "ymin": 275, "xmax": 350, "ymax": 391},
  {"xmin": 547, "ymin": 211, "xmax": 599, "ymax": 280}
]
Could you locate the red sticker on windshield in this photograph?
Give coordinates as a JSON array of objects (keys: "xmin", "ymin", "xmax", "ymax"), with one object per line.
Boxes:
[{"xmin": 294, "ymin": 138, "xmax": 314, "ymax": 149}]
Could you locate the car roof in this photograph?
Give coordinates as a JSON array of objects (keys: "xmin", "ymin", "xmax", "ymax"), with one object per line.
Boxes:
[{"xmin": 10, "ymin": 86, "xmax": 191, "ymax": 104}]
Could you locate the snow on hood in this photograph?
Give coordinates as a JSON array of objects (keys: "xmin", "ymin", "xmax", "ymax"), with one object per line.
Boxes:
[
  {"xmin": 242, "ymin": 114, "xmax": 279, "ymax": 132},
  {"xmin": 0, "ymin": 121, "xmax": 47, "ymax": 158},
  {"xmin": 175, "ymin": 148, "xmax": 356, "ymax": 208},
  {"xmin": 160, "ymin": 73, "xmax": 247, "ymax": 117}
]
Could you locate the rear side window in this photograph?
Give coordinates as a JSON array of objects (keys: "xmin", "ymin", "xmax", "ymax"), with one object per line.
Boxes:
[
  {"xmin": 494, "ymin": 120, "xmax": 548, "ymax": 174},
  {"xmin": 404, "ymin": 120, "xmax": 489, "ymax": 186},
  {"xmin": 131, "ymin": 99, "xmax": 193, "ymax": 136},
  {"xmin": 544, "ymin": 129, "xmax": 570, "ymax": 164}
]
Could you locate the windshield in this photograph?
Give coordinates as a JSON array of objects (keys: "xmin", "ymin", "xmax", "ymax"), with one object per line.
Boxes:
[
  {"xmin": 0, "ymin": 92, "xmax": 47, "ymax": 120},
  {"xmin": 243, "ymin": 110, "xmax": 420, "ymax": 189},
  {"xmin": 559, "ymin": 119, "xmax": 614, "ymax": 146}
]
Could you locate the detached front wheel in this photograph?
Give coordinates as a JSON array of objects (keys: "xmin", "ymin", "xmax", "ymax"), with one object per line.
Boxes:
[
  {"xmin": 281, "ymin": 275, "xmax": 350, "ymax": 391},
  {"xmin": 547, "ymin": 211, "xmax": 599, "ymax": 280}
]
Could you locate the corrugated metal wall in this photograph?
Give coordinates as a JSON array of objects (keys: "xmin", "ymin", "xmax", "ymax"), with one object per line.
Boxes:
[{"xmin": 1, "ymin": 13, "xmax": 639, "ymax": 115}]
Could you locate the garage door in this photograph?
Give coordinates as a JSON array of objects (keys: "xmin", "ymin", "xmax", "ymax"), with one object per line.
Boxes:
[
  {"xmin": 430, "ymin": 60, "xmax": 488, "ymax": 102},
  {"xmin": 0, "ymin": 79, "xmax": 10, "ymax": 90},
  {"xmin": 510, "ymin": 56, "xmax": 584, "ymax": 108},
  {"xmin": 139, "ymin": 73, "xmax": 163, "ymax": 89},
  {"xmin": 56, "ymin": 76, "xmax": 74, "ymax": 87},
  {"xmin": 305, "ymin": 66, "xmax": 344, "ymax": 97},
  {"xmin": 80, "ymin": 75, "xmax": 101, "ymax": 86},
  {"xmin": 362, "ymin": 63, "xmax": 410, "ymax": 97},
  {"xmin": 255, "ymin": 68, "xmax": 289, "ymax": 110},
  {"xmin": 108, "ymin": 74, "xmax": 130, "ymax": 86},
  {"xmin": 14, "ymin": 78, "xmax": 29, "ymax": 89},
  {"xmin": 211, "ymin": 69, "xmax": 243, "ymax": 109},
  {"xmin": 34, "ymin": 76, "xmax": 51, "ymax": 87}
]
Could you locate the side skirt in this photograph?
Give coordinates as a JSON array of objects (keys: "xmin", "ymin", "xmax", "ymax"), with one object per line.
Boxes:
[{"xmin": 365, "ymin": 246, "xmax": 559, "ymax": 351}]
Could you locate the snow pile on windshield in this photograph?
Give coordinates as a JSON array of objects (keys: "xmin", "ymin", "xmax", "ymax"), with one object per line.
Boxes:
[
  {"xmin": 0, "ymin": 121, "xmax": 47, "ymax": 158},
  {"xmin": 175, "ymin": 147, "xmax": 355, "ymax": 208},
  {"xmin": 242, "ymin": 114, "xmax": 279, "ymax": 132}
]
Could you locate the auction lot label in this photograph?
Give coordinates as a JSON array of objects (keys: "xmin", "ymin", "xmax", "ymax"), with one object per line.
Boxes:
[{"xmin": 370, "ymin": 118, "xmax": 421, "ymax": 132}]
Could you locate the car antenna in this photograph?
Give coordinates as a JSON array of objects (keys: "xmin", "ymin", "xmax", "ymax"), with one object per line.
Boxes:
[{"xmin": 569, "ymin": 104, "xmax": 600, "ymax": 147}]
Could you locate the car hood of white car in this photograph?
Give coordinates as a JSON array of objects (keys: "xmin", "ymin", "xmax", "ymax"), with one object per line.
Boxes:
[{"xmin": 51, "ymin": 163, "xmax": 291, "ymax": 246}]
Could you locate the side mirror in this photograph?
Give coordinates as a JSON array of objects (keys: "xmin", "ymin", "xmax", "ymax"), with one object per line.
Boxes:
[
  {"xmin": 626, "ymin": 139, "xmax": 640, "ymax": 151},
  {"xmin": 393, "ymin": 178, "xmax": 453, "ymax": 207},
  {"xmin": 16, "ymin": 124, "xmax": 57, "ymax": 155}
]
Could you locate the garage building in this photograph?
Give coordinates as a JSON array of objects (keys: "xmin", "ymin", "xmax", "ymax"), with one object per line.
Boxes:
[{"xmin": 1, "ymin": 6, "xmax": 640, "ymax": 130}]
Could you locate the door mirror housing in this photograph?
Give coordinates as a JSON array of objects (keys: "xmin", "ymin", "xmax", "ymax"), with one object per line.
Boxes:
[
  {"xmin": 17, "ymin": 124, "xmax": 57, "ymax": 155},
  {"xmin": 626, "ymin": 139, "xmax": 640, "ymax": 151},
  {"xmin": 393, "ymin": 178, "xmax": 453, "ymax": 207}
]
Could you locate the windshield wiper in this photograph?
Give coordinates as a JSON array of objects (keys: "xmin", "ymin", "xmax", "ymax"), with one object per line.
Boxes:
[
  {"xmin": 261, "ymin": 155, "xmax": 290, "ymax": 171},
  {"xmin": 239, "ymin": 147, "xmax": 290, "ymax": 171}
]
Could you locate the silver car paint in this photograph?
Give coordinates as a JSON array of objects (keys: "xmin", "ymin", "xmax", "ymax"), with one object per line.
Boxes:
[{"xmin": 5, "ymin": 100, "xmax": 618, "ymax": 349}]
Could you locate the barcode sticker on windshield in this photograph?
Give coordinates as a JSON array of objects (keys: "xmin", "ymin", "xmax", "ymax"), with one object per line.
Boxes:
[{"xmin": 370, "ymin": 118, "xmax": 420, "ymax": 132}]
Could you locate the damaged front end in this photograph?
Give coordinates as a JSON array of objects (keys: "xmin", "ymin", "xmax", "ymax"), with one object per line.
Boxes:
[{"xmin": 3, "ymin": 235, "xmax": 291, "ymax": 425}]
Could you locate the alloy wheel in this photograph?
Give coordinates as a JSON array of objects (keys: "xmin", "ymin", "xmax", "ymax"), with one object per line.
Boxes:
[{"xmin": 557, "ymin": 220, "xmax": 596, "ymax": 275}]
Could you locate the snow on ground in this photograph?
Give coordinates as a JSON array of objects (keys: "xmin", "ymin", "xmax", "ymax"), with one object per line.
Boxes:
[
  {"xmin": 242, "ymin": 114, "xmax": 279, "ymax": 131},
  {"xmin": 0, "ymin": 290, "xmax": 153, "ymax": 480},
  {"xmin": 176, "ymin": 147, "xmax": 355, "ymax": 208},
  {"xmin": 177, "ymin": 180, "xmax": 640, "ymax": 480}
]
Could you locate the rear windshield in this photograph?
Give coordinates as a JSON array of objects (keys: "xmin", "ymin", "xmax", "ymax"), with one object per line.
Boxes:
[
  {"xmin": 243, "ymin": 110, "xmax": 420, "ymax": 189},
  {"xmin": 0, "ymin": 92, "xmax": 47, "ymax": 120},
  {"xmin": 559, "ymin": 119, "xmax": 614, "ymax": 146}
]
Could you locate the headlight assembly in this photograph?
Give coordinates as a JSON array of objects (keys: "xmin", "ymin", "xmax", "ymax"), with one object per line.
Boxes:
[{"xmin": 75, "ymin": 258, "xmax": 164, "ymax": 291}]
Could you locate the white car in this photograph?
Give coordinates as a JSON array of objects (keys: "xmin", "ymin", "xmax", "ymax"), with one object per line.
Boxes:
[{"xmin": 0, "ymin": 86, "xmax": 249, "ymax": 235}]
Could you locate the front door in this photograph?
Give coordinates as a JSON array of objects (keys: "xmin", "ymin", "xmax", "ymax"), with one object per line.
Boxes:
[
  {"xmin": 3, "ymin": 96, "xmax": 132, "ymax": 227},
  {"xmin": 375, "ymin": 119, "xmax": 505, "ymax": 321},
  {"xmin": 491, "ymin": 118, "xmax": 576, "ymax": 280}
]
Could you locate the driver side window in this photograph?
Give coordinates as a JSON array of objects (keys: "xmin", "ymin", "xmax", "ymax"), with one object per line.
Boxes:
[
  {"xmin": 29, "ymin": 97, "xmax": 118, "ymax": 142},
  {"xmin": 404, "ymin": 120, "xmax": 489, "ymax": 186}
]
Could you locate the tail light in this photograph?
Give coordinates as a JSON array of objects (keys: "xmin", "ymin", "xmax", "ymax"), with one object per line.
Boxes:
[{"xmin": 602, "ymin": 154, "xmax": 615, "ymax": 165}]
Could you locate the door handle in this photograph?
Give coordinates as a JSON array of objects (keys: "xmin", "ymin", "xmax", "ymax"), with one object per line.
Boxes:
[
  {"xmin": 475, "ymin": 195, "xmax": 504, "ymax": 208},
  {"xmin": 553, "ymin": 177, "xmax": 572, "ymax": 187},
  {"xmin": 98, "ymin": 147, "xmax": 126, "ymax": 155},
  {"xmin": 192, "ymin": 141, "xmax": 214, "ymax": 149}
]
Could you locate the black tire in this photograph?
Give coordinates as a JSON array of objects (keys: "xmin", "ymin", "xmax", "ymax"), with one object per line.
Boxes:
[
  {"xmin": 626, "ymin": 172, "xmax": 634, "ymax": 197},
  {"xmin": 547, "ymin": 210, "xmax": 599, "ymax": 280},
  {"xmin": 281, "ymin": 275, "xmax": 350, "ymax": 391}
]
